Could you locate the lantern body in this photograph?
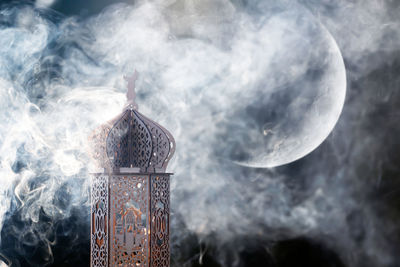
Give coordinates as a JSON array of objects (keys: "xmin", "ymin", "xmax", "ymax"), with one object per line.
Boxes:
[
  {"xmin": 90, "ymin": 73, "xmax": 175, "ymax": 267},
  {"xmin": 91, "ymin": 173, "xmax": 170, "ymax": 267}
]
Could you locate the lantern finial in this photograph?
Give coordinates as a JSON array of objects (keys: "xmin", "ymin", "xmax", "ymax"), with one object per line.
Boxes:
[{"xmin": 124, "ymin": 70, "xmax": 138, "ymax": 110}]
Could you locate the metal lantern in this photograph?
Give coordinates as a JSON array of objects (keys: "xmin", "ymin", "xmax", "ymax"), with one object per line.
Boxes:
[{"xmin": 90, "ymin": 72, "xmax": 175, "ymax": 267}]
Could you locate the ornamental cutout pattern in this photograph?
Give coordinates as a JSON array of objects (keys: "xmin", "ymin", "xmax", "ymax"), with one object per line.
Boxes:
[
  {"xmin": 106, "ymin": 110, "xmax": 152, "ymax": 169},
  {"xmin": 103, "ymin": 109, "xmax": 175, "ymax": 172},
  {"xmin": 150, "ymin": 175, "xmax": 170, "ymax": 267},
  {"xmin": 109, "ymin": 175, "xmax": 150, "ymax": 266},
  {"xmin": 91, "ymin": 175, "xmax": 109, "ymax": 267}
]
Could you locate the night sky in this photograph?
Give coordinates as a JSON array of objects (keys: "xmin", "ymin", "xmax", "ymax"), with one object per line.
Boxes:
[{"xmin": 0, "ymin": 0, "xmax": 399, "ymax": 267}]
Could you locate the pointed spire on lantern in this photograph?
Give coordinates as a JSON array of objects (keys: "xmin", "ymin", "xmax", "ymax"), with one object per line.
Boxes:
[{"xmin": 124, "ymin": 70, "xmax": 139, "ymax": 110}]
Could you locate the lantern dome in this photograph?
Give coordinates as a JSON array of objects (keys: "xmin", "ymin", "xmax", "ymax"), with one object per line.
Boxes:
[{"xmin": 90, "ymin": 72, "xmax": 175, "ymax": 173}]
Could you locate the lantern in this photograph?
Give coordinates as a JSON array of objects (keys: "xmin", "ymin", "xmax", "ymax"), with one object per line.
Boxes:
[{"xmin": 90, "ymin": 72, "xmax": 175, "ymax": 267}]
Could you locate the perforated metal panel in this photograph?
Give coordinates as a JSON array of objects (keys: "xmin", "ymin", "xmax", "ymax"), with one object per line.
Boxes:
[
  {"xmin": 105, "ymin": 109, "xmax": 175, "ymax": 173},
  {"xmin": 91, "ymin": 175, "xmax": 109, "ymax": 267},
  {"xmin": 150, "ymin": 175, "xmax": 170, "ymax": 267},
  {"xmin": 91, "ymin": 174, "xmax": 170, "ymax": 267}
]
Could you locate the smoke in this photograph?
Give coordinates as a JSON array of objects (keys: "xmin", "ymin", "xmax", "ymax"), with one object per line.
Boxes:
[
  {"xmin": 0, "ymin": 0, "xmax": 399, "ymax": 266},
  {"xmin": 35, "ymin": 0, "xmax": 57, "ymax": 9}
]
